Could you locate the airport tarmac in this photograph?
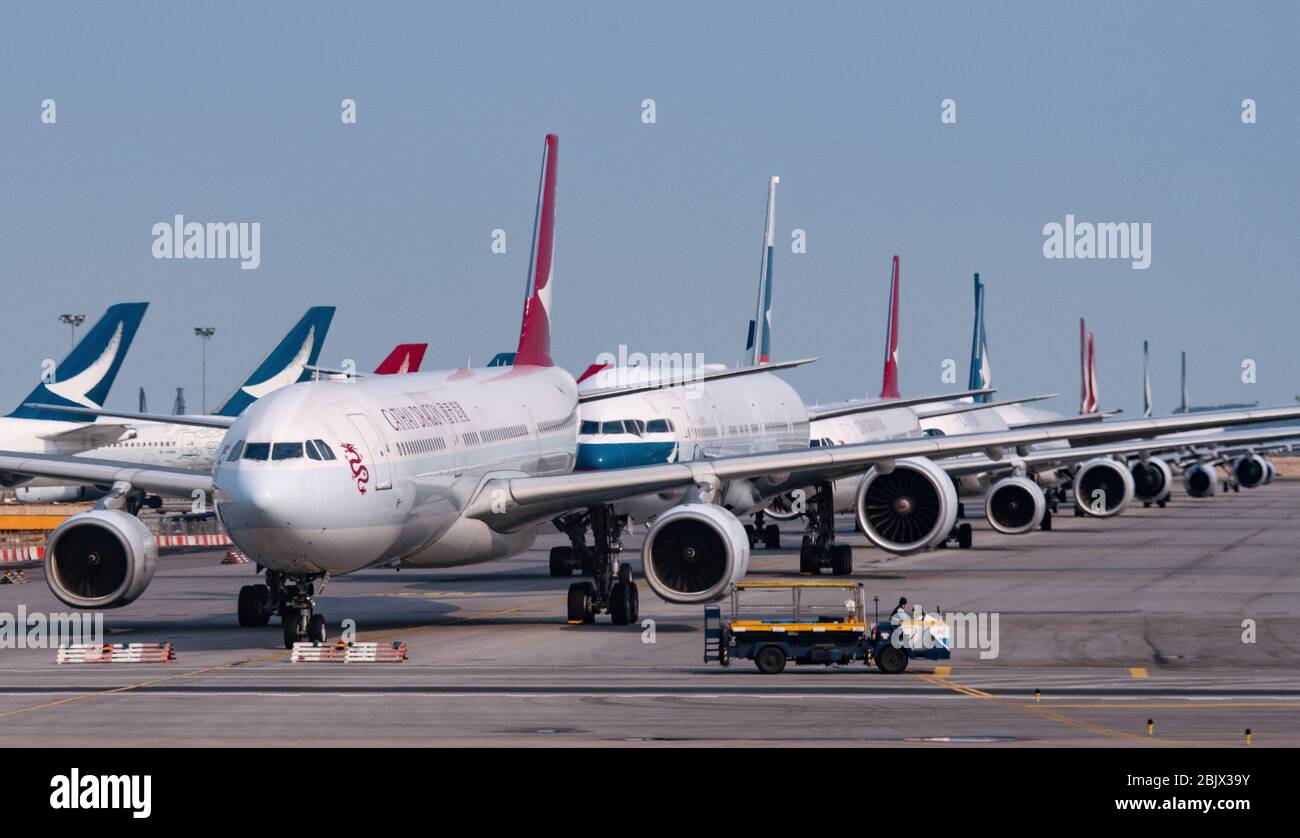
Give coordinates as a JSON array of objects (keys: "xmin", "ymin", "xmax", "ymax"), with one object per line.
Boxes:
[{"xmin": 1, "ymin": 481, "xmax": 1298, "ymax": 747}]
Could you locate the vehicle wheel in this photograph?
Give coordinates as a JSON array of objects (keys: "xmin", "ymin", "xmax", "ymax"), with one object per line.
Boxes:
[
  {"xmin": 626, "ymin": 582, "xmax": 639, "ymax": 623},
  {"xmin": 548, "ymin": 546, "xmax": 574, "ymax": 577},
  {"xmin": 830, "ymin": 544, "xmax": 853, "ymax": 576},
  {"xmin": 957, "ymin": 523, "xmax": 973, "ymax": 549},
  {"xmin": 875, "ymin": 645, "xmax": 908, "ymax": 674},
  {"xmin": 799, "ymin": 536, "xmax": 816, "ymax": 574},
  {"xmin": 743, "ymin": 524, "xmax": 757, "ymax": 547},
  {"xmin": 609, "ymin": 581, "xmax": 633, "ymax": 625},
  {"xmin": 1157, "ymin": 500, "xmax": 1167, "ymax": 508},
  {"xmin": 567, "ymin": 582, "xmax": 596, "ymax": 624},
  {"xmin": 282, "ymin": 610, "xmax": 304, "ymax": 649},
  {"xmin": 764, "ymin": 524, "xmax": 781, "ymax": 550},
  {"xmin": 1040, "ymin": 508, "xmax": 1053, "ymax": 531},
  {"xmin": 238, "ymin": 584, "xmax": 269, "ymax": 627},
  {"xmin": 307, "ymin": 613, "xmax": 327, "ymax": 644},
  {"xmin": 754, "ymin": 645, "xmax": 786, "ymax": 674}
]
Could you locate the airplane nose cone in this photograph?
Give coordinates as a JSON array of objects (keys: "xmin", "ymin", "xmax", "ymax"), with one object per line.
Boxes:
[{"xmin": 215, "ymin": 469, "xmax": 320, "ymax": 569}]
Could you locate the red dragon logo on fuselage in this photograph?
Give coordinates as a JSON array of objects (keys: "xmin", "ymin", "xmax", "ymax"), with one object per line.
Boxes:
[{"xmin": 340, "ymin": 443, "xmax": 370, "ymax": 494}]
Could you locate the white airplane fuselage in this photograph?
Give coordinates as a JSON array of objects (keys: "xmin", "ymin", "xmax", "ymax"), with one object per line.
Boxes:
[{"xmin": 214, "ymin": 365, "xmax": 579, "ymax": 576}]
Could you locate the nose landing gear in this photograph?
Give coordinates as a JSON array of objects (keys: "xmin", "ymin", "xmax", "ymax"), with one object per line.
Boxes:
[{"xmin": 237, "ymin": 570, "xmax": 329, "ymax": 648}]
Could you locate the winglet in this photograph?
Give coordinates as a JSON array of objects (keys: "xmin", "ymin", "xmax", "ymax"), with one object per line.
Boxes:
[
  {"xmin": 1080, "ymin": 318, "xmax": 1099, "ymax": 414},
  {"xmin": 514, "ymin": 134, "xmax": 558, "ymax": 368},
  {"xmin": 373, "ymin": 343, "xmax": 427, "ymax": 375},
  {"xmin": 749, "ymin": 176, "xmax": 779, "ymax": 365},
  {"xmin": 879, "ymin": 255, "xmax": 901, "ymax": 399},
  {"xmin": 967, "ymin": 273, "xmax": 991, "ymax": 403}
]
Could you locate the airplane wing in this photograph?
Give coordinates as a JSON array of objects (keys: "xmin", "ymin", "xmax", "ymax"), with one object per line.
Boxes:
[
  {"xmin": 467, "ymin": 405, "xmax": 1300, "ymax": 531},
  {"xmin": 23, "ymin": 404, "xmax": 235, "ymax": 429},
  {"xmin": 37, "ymin": 422, "xmax": 134, "ymax": 449},
  {"xmin": 913, "ymin": 393, "xmax": 1057, "ymax": 420},
  {"xmin": 938, "ymin": 426, "xmax": 1300, "ymax": 479},
  {"xmin": 577, "ymin": 357, "xmax": 817, "ymax": 403},
  {"xmin": 0, "ymin": 451, "xmax": 213, "ymax": 497},
  {"xmin": 806, "ymin": 388, "xmax": 994, "ymax": 422},
  {"xmin": 1002, "ymin": 410, "xmax": 1120, "ymax": 430}
]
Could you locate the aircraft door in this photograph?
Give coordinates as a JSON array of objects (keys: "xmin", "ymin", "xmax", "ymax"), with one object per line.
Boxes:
[{"xmin": 346, "ymin": 413, "xmax": 393, "ymax": 490}]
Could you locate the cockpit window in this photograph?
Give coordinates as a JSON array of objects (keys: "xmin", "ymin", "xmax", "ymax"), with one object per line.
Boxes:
[
  {"xmin": 645, "ymin": 419, "xmax": 671, "ymax": 433},
  {"xmin": 580, "ymin": 420, "xmax": 599, "ymax": 435},
  {"xmin": 243, "ymin": 443, "xmax": 271, "ymax": 461},
  {"xmin": 923, "ymin": 428, "xmax": 946, "ymax": 437},
  {"xmin": 626, "ymin": 420, "xmax": 645, "ymax": 436},
  {"xmin": 312, "ymin": 439, "xmax": 337, "ymax": 460},
  {"xmin": 305, "ymin": 440, "xmax": 321, "ymax": 460},
  {"xmin": 600, "ymin": 420, "xmax": 625, "ymax": 435},
  {"xmin": 272, "ymin": 442, "xmax": 304, "ymax": 461},
  {"xmin": 226, "ymin": 441, "xmax": 245, "ymax": 462}
]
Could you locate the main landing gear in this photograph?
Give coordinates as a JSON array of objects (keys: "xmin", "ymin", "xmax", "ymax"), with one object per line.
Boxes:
[
  {"xmin": 799, "ymin": 483, "xmax": 852, "ymax": 576},
  {"xmin": 237, "ymin": 570, "xmax": 328, "ymax": 649},
  {"xmin": 553, "ymin": 505, "xmax": 640, "ymax": 626},
  {"xmin": 744, "ymin": 509, "xmax": 781, "ymax": 550}
]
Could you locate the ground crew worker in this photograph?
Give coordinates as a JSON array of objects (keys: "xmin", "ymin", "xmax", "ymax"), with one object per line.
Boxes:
[{"xmin": 891, "ymin": 597, "xmax": 908, "ymax": 620}]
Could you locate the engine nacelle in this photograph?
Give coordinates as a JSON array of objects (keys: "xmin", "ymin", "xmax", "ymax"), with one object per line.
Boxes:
[
  {"xmin": 854, "ymin": 457, "xmax": 958, "ymax": 554},
  {"xmin": 1129, "ymin": 456, "xmax": 1173, "ymax": 504},
  {"xmin": 984, "ymin": 476, "xmax": 1045, "ymax": 535},
  {"xmin": 1263, "ymin": 458, "xmax": 1275, "ymax": 485},
  {"xmin": 1233, "ymin": 454, "xmax": 1268, "ymax": 489},
  {"xmin": 44, "ymin": 509, "xmax": 158, "ymax": 609},
  {"xmin": 1072, "ymin": 457, "xmax": 1134, "ymax": 517},
  {"xmin": 1183, "ymin": 462, "xmax": 1216, "ymax": 498},
  {"xmin": 642, "ymin": 504, "xmax": 749, "ymax": 604},
  {"xmin": 14, "ymin": 485, "xmax": 107, "ymax": 504}
]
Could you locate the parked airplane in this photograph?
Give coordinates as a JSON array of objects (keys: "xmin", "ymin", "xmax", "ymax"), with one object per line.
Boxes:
[{"xmin": 6, "ymin": 135, "xmax": 1300, "ymax": 648}]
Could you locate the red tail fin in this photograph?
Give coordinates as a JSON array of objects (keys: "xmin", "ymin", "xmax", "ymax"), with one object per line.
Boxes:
[
  {"xmin": 373, "ymin": 344, "xmax": 427, "ymax": 375},
  {"xmin": 1079, "ymin": 318, "xmax": 1099, "ymax": 414},
  {"xmin": 879, "ymin": 255, "xmax": 901, "ymax": 399},
  {"xmin": 514, "ymin": 134, "xmax": 558, "ymax": 368}
]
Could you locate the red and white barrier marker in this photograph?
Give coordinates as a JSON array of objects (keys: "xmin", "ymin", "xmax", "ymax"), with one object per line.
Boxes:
[
  {"xmin": 291, "ymin": 641, "xmax": 407, "ymax": 663},
  {"xmin": 57, "ymin": 642, "xmax": 176, "ymax": 664},
  {"xmin": 221, "ymin": 549, "xmax": 250, "ymax": 564}
]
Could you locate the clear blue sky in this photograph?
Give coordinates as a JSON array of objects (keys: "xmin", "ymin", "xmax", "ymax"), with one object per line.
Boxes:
[{"xmin": 1, "ymin": 1, "xmax": 1295, "ymax": 415}]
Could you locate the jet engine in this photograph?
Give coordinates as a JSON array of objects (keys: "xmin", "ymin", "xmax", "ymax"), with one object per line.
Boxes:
[
  {"xmin": 1072, "ymin": 457, "xmax": 1134, "ymax": 517},
  {"xmin": 761, "ymin": 493, "xmax": 803, "ymax": 520},
  {"xmin": 1183, "ymin": 462, "xmax": 1216, "ymax": 498},
  {"xmin": 14, "ymin": 485, "xmax": 107, "ymax": 504},
  {"xmin": 984, "ymin": 476, "xmax": 1045, "ymax": 535},
  {"xmin": 642, "ymin": 504, "xmax": 750, "ymax": 604},
  {"xmin": 1233, "ymin": 454, "xmax": 1268, "ymax": 489},
  {"xmin": 44, "ymin": 509, "xmax": 158, "ymax": 609},
  {"xmin": 1263, "ymin": 458, "xmax": 1275, "ymax": 485},
  {"xmin": 1129, "ymin": 456, "xmax": 1173, "ymax": 504},
  {"xmin": 854, "ymin": 457, "xmax": 958, "ymax": 554}
]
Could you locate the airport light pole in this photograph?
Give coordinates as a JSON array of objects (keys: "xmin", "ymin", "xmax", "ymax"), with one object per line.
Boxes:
[
  {"xmin": 194, "ymin": 327, "xmax": 216, "ymax": 413},
  {"xmin": 58, "ymin": 313, "xmax": 86, "ymax": 349}
]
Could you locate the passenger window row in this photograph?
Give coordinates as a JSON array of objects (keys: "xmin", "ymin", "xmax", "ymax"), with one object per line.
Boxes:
[{"xmin": 399, "ymin": 436, "xmax": 447, "ymax": 456}]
